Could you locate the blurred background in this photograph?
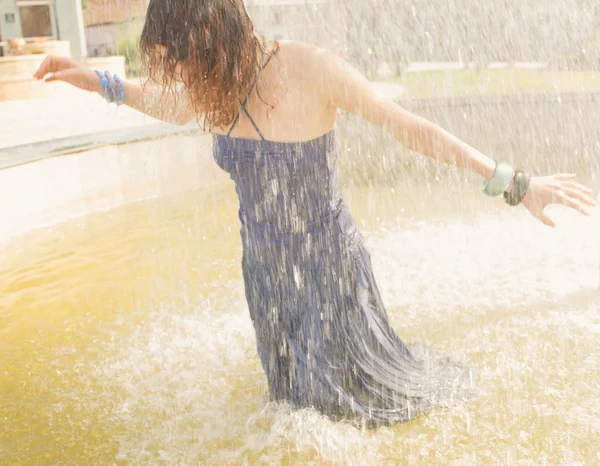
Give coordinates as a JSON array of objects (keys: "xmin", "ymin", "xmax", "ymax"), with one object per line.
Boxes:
[{"xmin": 1, "ymin": 1, "xmax": 599, "ymax": 465}]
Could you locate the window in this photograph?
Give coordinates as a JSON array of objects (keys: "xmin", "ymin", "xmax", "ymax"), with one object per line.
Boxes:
[{"xmin": 18, "ymin": 1, "xmax": 54, "ymax": 38}]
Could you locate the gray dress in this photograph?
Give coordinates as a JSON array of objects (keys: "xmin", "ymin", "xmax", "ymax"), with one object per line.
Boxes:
[{"xmin": 212, "ymin": 59, "xmax": 471, "ymax": 427}]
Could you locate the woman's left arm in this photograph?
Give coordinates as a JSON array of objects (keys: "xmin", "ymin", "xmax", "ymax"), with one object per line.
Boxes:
[{"xmin": 320, "ymin": 50, "xmax": 596, "ymax": 227}]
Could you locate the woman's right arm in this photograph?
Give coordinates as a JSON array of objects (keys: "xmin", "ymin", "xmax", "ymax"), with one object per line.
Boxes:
[
  {"xmin": 318, "ymin": 48, "xmax": 596, "ymax": 227},
  {"xmin": 33, "ymin": 56, "xmax": 196, "ymax": 126}
]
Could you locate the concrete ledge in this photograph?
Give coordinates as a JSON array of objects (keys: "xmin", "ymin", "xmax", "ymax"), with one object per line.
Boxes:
[
  {"xmin": 0, "ymin": 122, "xmax": 197, "ymax": 170},
  {"xmin": 0, "ymin": 133, "xmax": 227, "ymax": 244}
]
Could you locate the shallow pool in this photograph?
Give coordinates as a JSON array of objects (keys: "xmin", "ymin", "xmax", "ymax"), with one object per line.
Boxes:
[{"xmin": 1, "ymin": 177, "xmax": 599, "ymax": 464}]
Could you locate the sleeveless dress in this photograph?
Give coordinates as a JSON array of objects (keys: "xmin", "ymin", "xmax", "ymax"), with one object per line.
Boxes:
[{"xmin": 212, "ymin": 53, "xmax": 471, "ymax": 427}]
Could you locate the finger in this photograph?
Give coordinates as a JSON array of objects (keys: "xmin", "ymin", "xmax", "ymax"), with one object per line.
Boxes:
[
  {"xmin": 540, "ymin": 212, "xmax": 556, "ymax": 228},
  {"xmin": 563, "ymin": 185, "xmax": 597, "ymax": 207},
  {"xmin": 554, "ymin": 173, "xmax": 577, "ymax": 181},
  {"xmin": 564, "ymin": 181, "xmax": 595, "ymax": 196},
  {"xmin": 33, "ymin": 66, "xmax": 46, "ymax": 80},
  {"xmin": 33, "ymin": 56, "xmax": 53, "ymax": 79},
  {"xmin": 557, "ymin": 192, "xmax": 593, "ymax": 216},
  {"xmin": 32, "ymin": 59, "xmax": 45, "ymax": 79}
]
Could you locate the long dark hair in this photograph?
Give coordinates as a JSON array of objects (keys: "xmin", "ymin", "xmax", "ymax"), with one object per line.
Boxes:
[{"xmin": 139, "ymin": 0, "xmax": 277, "ymax": 128}]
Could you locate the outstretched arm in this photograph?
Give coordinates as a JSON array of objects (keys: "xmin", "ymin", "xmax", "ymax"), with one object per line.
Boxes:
[
  {"xmin": 323, "ymin": 52, "xmax": 496, "ymax": 180},
  {"xmin": 34, "ymin": 56, "xmax": 196, "ymax": 126},
  {"xmin": 320, "ymin": 50, "xmax": 596, "ymax": 227}
]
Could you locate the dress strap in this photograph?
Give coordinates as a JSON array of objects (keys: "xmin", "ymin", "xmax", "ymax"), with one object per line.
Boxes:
[
  {"xmin": 240, "ymin": 106, "xmax": 265, "ymax": 140},
  {"xmin": 226, "ymin": 49, "xmax": 266, "ymax": 140}
]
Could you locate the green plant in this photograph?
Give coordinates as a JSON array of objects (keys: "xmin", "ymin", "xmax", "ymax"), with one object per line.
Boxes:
[{"xmin": 115, "ymin": 23, "xmax": 142, "ymax": 77}]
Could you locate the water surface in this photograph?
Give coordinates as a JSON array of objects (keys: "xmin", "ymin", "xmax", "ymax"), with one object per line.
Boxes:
[{"xmin": 1, "ymin": 180, "xmax": 599, "ymax": 465}]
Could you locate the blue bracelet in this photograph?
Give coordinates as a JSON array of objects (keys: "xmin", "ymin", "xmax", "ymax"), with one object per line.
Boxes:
[
  {"xmin": 94, "ymin": 70, "xmax": 125, "ymax": 105},
  {"xmin": 482, "ymin": 162, "xmax": 515, "ymax": 197}
]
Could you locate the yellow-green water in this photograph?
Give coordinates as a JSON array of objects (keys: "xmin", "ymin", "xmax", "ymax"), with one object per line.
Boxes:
[{"xmin": 1, "ymin": 182, "xmax": 599, "ymax": 465}]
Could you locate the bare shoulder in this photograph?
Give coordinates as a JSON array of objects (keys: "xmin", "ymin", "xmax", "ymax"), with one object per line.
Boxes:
[
  {"xmin": 277, "ymin": 40, "xmax": 330, "ymax": 57},
  {"xmin": 274, "ymin": 40, "xmax": 352, "ymax": 101},
  {"xmin": 276, "ymin": 41, "xmax": 342, "ymax": 77}
]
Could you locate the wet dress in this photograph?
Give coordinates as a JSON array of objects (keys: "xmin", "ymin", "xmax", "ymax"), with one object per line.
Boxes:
[{"xmin": 212, "ymin": 53, "xmax": 470, "ymax": 426}]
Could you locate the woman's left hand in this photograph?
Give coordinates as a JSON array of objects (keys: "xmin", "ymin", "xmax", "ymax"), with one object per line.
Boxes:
[{"xmin": 521, "ymin": 174, "xmax": 597, "ymax": 227}]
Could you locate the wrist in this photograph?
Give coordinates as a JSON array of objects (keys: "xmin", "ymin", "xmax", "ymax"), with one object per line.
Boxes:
[
  {"xmin": 503, "ymin": 170, "xmax": 531, "ymax": 206},
  {"xmin": 481, "ymin": 161, "xmax": 531, "ymax": 206},
  {"xmin": 86, "ymin": 69, "xmax": 104, "ymax": 94},
  {"xmin": 91, "ymin": 70, "xmax": 125, "ymax": 105},
  {"xmin": 482, "ymin": 162, "xmax": 514, "ymax": 197}
]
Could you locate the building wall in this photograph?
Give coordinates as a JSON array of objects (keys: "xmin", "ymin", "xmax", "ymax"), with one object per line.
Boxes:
[
  {"xmin": 55, "ymin": 0, "xmax": 86, "ymax": 57},
  {"xmin": 0, "ymin": 0, "xmax": 23, "ymax": 41},
  {"xmin": 0, "ymin": 0, "xmax": 87, "ymax": 57}
]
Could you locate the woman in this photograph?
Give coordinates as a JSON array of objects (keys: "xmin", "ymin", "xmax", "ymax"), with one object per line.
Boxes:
[{"xmin": 34, "ymin": 0, "xmax": 595, "ymax": 426}]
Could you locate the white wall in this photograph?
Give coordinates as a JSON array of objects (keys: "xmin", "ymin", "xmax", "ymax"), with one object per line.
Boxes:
[{"xmin": 55, "ymin": 0, "xmax": 87, "ymax": 57}]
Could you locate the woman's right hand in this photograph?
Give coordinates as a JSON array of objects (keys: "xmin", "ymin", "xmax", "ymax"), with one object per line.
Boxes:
[{"xmin": 33, "ymin": 56, "xmax": 99, "ymax": 93}]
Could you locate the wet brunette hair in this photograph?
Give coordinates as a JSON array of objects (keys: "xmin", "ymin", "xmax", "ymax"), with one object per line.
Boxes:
[{"xmin": 139, "ymin": 0, "xmax": 278, "ymax": 128}]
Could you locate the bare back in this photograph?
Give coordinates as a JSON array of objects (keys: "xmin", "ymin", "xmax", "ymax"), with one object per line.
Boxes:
[{"xmin": 212, "ymin": 41, "xmax": 338, "ymax": 143}]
